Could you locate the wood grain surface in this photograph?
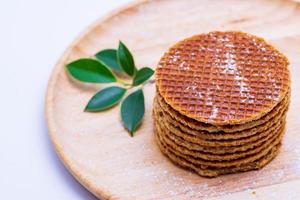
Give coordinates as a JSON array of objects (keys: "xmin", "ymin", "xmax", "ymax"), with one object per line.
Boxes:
[{"xmin": 45, "ymin": 0, "xmax": 300, "ymax": 199}]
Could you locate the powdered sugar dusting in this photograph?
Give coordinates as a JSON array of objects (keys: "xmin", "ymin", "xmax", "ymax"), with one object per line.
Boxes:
[
  {"xmin": 206, "ymin": 94, "xmax": 213, "ymax": 106},
  {"xmin": 179, "ymin": 61, "xmax": 190, "ymax": 71},
  {"xmin": 220, "ymin": 38, "xmax": 255, "ymax": 103},
  {"xmin": 210, "ymin": 107, "xmax": 219, "ymax": 119},
  {"xmin": 222, "ymin": 52, "xmax": 237, "ymax": 74},
  {"xmin": 170, "ymin": 51, "xmax": 181, "ymax": 63},
  {"xmin": 206, "ymin": 88, "xmax": 219, "ymax": 120},
  {"xmin": 268, "ymin": 72, "xmax": 280, "ymax": 102}
]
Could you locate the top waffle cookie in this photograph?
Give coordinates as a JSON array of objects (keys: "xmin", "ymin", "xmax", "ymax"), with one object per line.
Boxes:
[{"xmin": 156, "ymin": 31, "xmax": 290, "ymax": 125}]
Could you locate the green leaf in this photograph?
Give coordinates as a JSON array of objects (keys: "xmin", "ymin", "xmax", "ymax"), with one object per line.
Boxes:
[
  {"xmin": 133, "ymin": 67, "xmax": 154, "ymax": 86},
  {"xmin": 95, "ymin": 49, "xmax": 123, "ymax": 72},
  {"xmin": 85, "ymin": 86, "xmax": 126, "ymax": 112},
  {"xmin": 117, "ymin": 41, "xmax": 136, "ymax": 76},
  {"xmin": 66, "ymin": 58, "xmax": 116, "ymax": 83},
  {"xmin": 121, "ymin": 89, "xmax": 145, "ymax": 136}
]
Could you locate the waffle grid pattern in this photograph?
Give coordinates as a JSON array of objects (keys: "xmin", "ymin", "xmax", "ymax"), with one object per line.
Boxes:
[{"xmin": 156, "ymin": 31, "xmax": 290, "ymax": 125}]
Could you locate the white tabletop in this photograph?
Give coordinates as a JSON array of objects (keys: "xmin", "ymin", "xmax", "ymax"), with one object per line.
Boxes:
[{"xmin": 0, "ymin": 0, "xmax": 130, "ymax": 199}]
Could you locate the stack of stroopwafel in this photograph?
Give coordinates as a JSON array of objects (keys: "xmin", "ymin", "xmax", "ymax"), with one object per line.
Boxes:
[{"xmin": 153, "ymin": 31, "xmax": 290, "ymax": 177}]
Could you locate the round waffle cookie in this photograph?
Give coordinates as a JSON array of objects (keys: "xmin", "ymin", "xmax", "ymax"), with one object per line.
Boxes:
[
  {"xmin": 154, "ymin": 118, "xmax": 285, "ymax": 161},
  {"xmin": 154, "ymin": 105, "xmax": 286, "ymax": 147},
  {"xmin": 155, "ymin": 130, "xmax": 282, "ymax": 177},
  {"xmin": 154, "ymin": 94, "xmax": 289, "ymax": 140},
  {"xmin": 153, "ymin": 31, "xmax": 291, "ymax": 177},
  {"xmin": 154, "ymin": 112, "xmax": 285, "ymax": 154},
  {"xmin": 155, "ymin": 122, "xmax": 284, "ymax": 167},
  {"xmin": 156, "ymin": 89, "xmax": 290, "ymax": 133},
  {"xmin": 156, "ymin": 31, "xmax": 290, "ymax": 126}
]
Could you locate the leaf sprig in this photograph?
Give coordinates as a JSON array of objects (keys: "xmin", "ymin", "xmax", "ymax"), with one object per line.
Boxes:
[{"xmin": 66, "ymin": 41, "xmax": 154, "ymax": 136}]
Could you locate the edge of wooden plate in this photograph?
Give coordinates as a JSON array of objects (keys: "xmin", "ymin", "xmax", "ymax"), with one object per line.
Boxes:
[{"xmin": 45, "ymin": 0, "xmax": 150, "ymax": 199}]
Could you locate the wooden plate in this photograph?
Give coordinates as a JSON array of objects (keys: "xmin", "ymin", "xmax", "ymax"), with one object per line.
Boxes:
[{"xmin": 46, "ymin": 0, "xmax": 300, "ymax": 199}]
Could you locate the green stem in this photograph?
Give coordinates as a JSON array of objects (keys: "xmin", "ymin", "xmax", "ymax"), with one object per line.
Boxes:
[
  {"xmin": 117, "ymin": 79, "xmax": 130, "ymax": 86},
  {"xmin": 117, "ymin": 79, "xmax": 133, "ymax": 89}
]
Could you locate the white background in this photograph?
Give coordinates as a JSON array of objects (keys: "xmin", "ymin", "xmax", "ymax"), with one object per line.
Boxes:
[{"xmin": 0, "ymin": 0, "xmax": 131, "ymax": 199}]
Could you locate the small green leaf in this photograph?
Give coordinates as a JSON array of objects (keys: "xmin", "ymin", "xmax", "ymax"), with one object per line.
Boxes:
[
  {"xmin": 95, "ymin": 49, "xmax": 123, "ymax": 71},
  {"xmin": 66, "ymin": 58, "xmax": 116, "ymax": 83},
  {"xmin": 85, "ymin": 86, "xmax": 126, "ymax": 112},
  {"xmin": 117, "ymin": 41, "xmax": 136, "ymax": 76},
  {"xmin": 121, "ymin": 89, "xmax": 145, "ymax": 136},
  {"xmin": 133, "ymin": 67, "xmax": 154, "ymax": 86}
]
